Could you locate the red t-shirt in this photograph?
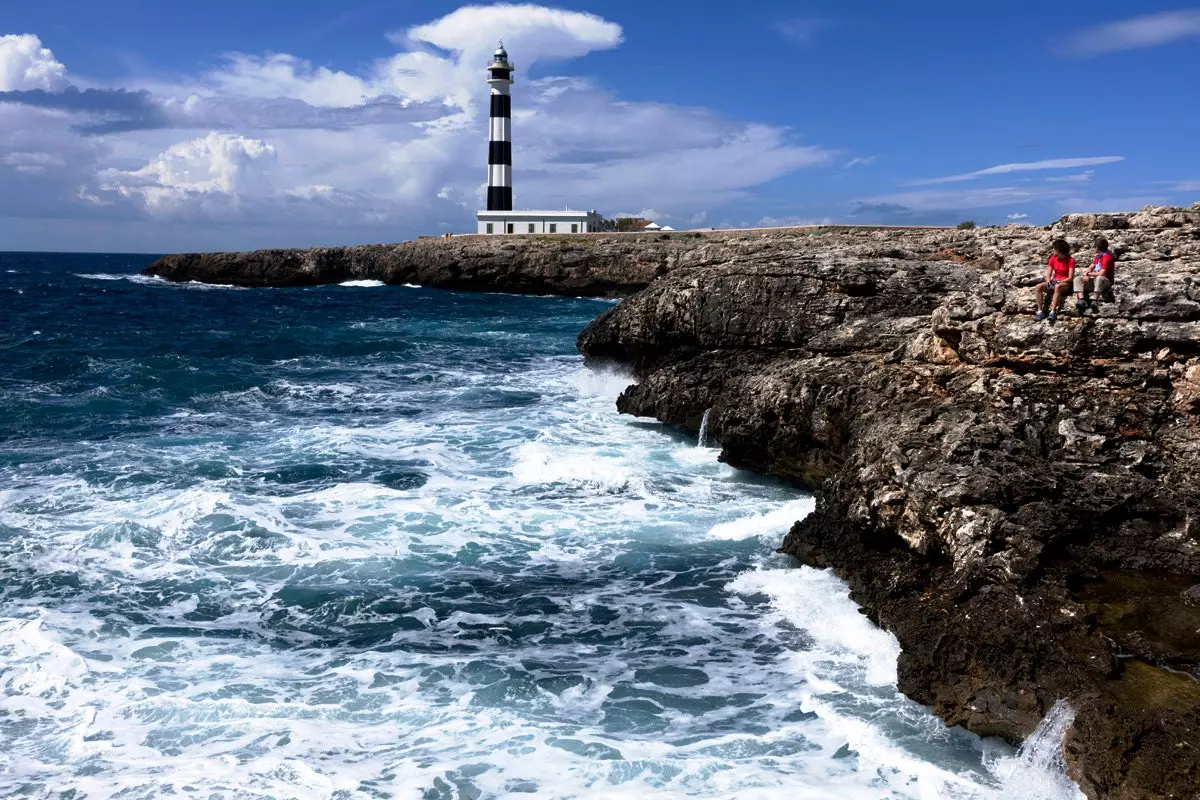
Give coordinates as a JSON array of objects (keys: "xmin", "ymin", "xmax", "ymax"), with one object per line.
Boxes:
[
  {"xmin": 1048, "ymin": 255, "xmax": 1075, "ymax": 282},
  {"xmin": 1091, "ymin": 251, "xmax": 1116, "ymax": 282}
]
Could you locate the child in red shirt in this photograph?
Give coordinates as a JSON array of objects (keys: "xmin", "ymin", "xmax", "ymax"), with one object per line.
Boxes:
[
  {"xmin": 1035, "ymin": 239, "xmax": 1076, "ymax": 321},
  {"xmin": 1074, "ymin": 237, "xmax": 1116, "ymax": 314}
]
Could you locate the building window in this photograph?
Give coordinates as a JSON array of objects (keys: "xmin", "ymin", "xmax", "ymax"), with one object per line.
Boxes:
[
  {"xmin": 571, "ymin": 224, "xmax": 578, "ymax": 233},
  {"xmin": 506, "ymin": 223, "xmax": 514, "ymax": 234},
  {"xmin": 549, "ymin": 224, "xmax": 557, "ymax": 233},
  {"xmin": 528, "ymin": 223, "xmax": 536, "ymax": 233},
  {"xmin": 486, "ymin": 223, "xmax": 494, "ymax": 234}
]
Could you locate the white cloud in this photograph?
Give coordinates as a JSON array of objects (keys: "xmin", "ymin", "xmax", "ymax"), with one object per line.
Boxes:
[
  {"xmin": 203, "ymin": 54, "xmax": 373, "ymax": 107},
  {"xmin": 0, "ymin": 34, "xmax": 67, "ymax": 91},
  {"xmin": 857, "ymin": 186, "xmax": 1053, "ymax": 211},
  {"xmin": 912, "ymin": 157, "xmax": 1124, "ymax": 185},
  {"xmin": 1045, "ymin": 169, "xmax": 1094, "ymax": 183},
  {"xmin": 1169, "ymin": 180, "xmax": 1200, "ymax": 192},
  {"xmin": 401, "ymin": 4, "xmax": 622, "ymax": 62},
  {"xmin": 98, "ymin": 132, "xmax": 277, "ymax": 212},
  {"xmin": 1007, "ymin": 212, "xmax": 1029, "ymax": 220},
  {"xmin": 1070, "ymin": 10, "xmax": 1200, "ymax": 55},
  {"xmin": 845, "ymin": 156, "xmax": 877, "ymax": 168}
]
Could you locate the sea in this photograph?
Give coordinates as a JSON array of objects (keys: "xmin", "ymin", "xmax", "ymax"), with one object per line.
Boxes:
[{"xmin": 0, "ymin": 252, "xmax": 1084, "ymax": 799}]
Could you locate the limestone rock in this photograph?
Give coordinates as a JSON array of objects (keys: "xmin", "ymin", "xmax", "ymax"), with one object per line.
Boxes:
[{"xmin": 578, "ymin": 206, "xmax": 1200, "ymax": 800}]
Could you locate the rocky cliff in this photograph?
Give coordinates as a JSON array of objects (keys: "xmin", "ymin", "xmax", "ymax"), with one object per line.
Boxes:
[
  {"xmin": 578, "ymin": 205, "xmax": 1200, "ymax": 800},
  {"xmin": 143, "ymin": 231, "xmax": 810, "ymax": 296}
]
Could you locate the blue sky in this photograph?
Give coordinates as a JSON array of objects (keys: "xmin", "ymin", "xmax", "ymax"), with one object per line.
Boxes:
[{"xmin": 1, "ymin": 1, "xmax": 1198, "ymax": 252}]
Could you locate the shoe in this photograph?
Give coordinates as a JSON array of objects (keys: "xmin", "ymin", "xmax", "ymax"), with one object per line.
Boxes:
[
  {"xmin": 1089, "ymin": 301, "xmax": 1099, "ymax": 314},
  {"xmin": 1034, "ymin": 311, "xmax": 1046, "ymax": 321},
  {"xmin": 1074, "ymin": 300, "xmax": 1086, "ymax": 315},
  {"xmin": 1049, "ymin": 311, "xmax": 1057, "ymax": 322}
]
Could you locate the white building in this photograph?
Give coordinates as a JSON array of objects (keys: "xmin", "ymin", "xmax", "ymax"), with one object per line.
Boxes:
[{"xmin": 476, "ymin": 210, "xmax": 604, "ymax": 235}]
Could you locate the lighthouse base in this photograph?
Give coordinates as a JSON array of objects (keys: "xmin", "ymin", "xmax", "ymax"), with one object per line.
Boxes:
[{"xmin": 476, "ymin": 210, "xmax": 604, "ymax": 235}]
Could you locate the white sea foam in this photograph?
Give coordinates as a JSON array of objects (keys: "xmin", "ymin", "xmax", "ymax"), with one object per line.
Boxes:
[
  {"xmin": 76, "ymin": 272, "xmax": 166, "ymax": 285},
  {"xmin": 339, "ymin": 279, "xmax": 386, "ymax": 287},
  {"xmin": 708, "ymin": 498, "xmax": 815, "ymax": 540},
  {"xmin": 0, "ymin": 326, "xmax": 1087, "ymax": 799}
]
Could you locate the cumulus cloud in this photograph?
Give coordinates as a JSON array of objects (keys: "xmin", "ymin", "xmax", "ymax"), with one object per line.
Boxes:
[
  {"xmin": 97, "ymin": 132, "xmax": 276, "ymax": 213},
  {"xmin": 911, "ymin": 157, "xmax": 1125, "ymax": 186},
  {"xmin": 0, "ymin": 34, "xmax": 66, "ymax": 91},
  {"xmin": 1007, "ymin": 212, "xmax": 1029, "ymax": 220},
  {"xmin": 203, "ymin": 53, "xmax": 375, "ymax": 108},
  {"xmin": 1070, "ymin": 10, "xmax": 1200, "ymax": 55},
  {"xmin": 402, "ymin": 4, "xmax": 622, "ymax": 63}
]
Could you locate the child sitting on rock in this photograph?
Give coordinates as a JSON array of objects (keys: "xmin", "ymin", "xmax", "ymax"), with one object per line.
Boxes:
[
  {"xmin": 1073, "ymin": 237, "xmax": 1116, "ymax": 314},
  {"xmin": 1035, "ymin": 239, "xmax": 1075, "ymax": 321}
]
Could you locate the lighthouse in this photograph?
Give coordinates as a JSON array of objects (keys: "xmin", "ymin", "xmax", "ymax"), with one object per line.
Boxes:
[
  {"xmin": 486, "ymin": 42, "xmax": 513, "ymax": 212},
  {"xmin": 475, "ymin": 43, "xmax": 603, "ymax": 235}
]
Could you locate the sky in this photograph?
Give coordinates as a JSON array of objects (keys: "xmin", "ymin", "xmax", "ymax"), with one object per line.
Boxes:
[{"xmin": 1, "ymin": 0, "xmax": 1198, "ymax": 252}]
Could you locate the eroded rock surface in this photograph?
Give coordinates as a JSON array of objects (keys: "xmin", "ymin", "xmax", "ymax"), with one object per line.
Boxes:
[
  {"xmin": 578, "ymin": 205, "xmax": 1200, "ymax": 800},
  {"xmin": 142, "ymin": 231, "xmax": 805, "ymax": 296}
]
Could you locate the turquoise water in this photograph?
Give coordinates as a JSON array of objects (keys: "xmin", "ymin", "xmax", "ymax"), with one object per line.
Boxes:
[{"xmin": 0, "ymin": 255, "xmax": 1080, "ymax": 799}]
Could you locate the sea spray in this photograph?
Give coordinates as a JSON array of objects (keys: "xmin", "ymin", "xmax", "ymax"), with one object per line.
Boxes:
[
  {"xmin": 698, "ymin": 407, "xmax": 713, "ymax": 448},
  {"xmin": 995, "ymin": 699, "xmax": 1085, "ymax": 799}
]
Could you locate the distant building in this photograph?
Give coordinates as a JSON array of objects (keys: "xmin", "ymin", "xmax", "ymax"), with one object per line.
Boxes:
[
  {"xmin": 475, "ymin": 43, "xmax": 603, "ymax": 235},
  {"xmin": 476, "ymin": 210, "xmax": 604, "ymax": 235}
]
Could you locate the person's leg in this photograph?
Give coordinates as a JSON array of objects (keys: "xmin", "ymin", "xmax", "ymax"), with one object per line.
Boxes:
[
  {"xmin": 1074, "ymin": 275, "xmax": 1089, "ymax": 313},
  {"xmin": 1035, "ymin": 282, "xmax": 1048, "ymax": 317},
  {"xmin": 1051, "ymin": 283, "xmax": 1070, "ymax": 315},
  {"xmin": 1096, "ymin": 275, "xmax": 1113, "ymax": 302}
]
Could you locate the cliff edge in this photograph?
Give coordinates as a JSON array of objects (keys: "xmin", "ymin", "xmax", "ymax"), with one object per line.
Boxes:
[{"xmin": 578, "ymin": 205, "xmax": 1200, "ymax": 800}]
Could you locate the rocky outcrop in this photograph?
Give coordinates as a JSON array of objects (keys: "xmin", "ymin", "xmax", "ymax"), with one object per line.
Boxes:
[
  {"xmin": 142, "ymin": 230, "xmax": 865, "ymax": 296},
  {"xmin": 578, "ymin": 204, "xmax": 1200, "ymax": 800}
]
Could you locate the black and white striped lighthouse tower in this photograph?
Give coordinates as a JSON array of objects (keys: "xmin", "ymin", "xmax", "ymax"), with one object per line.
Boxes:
[{"xmin": 486, "ymin": 42, "xmax": 514, "ymax": 211}]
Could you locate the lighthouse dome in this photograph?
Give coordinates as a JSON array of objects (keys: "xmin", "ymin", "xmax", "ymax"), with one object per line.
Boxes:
[{"xmin": 494, "ymin": 43, "xmax": 508, "ymax": 61}]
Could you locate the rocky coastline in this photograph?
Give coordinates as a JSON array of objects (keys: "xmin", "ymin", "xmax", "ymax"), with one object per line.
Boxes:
[
  {"xmin": 578, "ymin": 204, "xmax": 1200, "ymax": 800},
  {"xmin": 148, "ymin": 206, "xmax": 1200, "ymax": 798},
  {"xmin": 143, "ymin": 231, "xmax": 765, "ymax": 296}
]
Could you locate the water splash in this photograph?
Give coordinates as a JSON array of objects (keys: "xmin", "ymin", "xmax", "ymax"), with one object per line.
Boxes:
[
  {"xmin": 698, "ymin": 407, "xmax": 713, "ymax": 448},
  {"xmin": 995, "ymin": 699, "xmax": 1085, "ymax": 799}
]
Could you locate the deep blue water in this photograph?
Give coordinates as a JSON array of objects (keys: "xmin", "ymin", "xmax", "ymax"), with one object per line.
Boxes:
[{"xmin": 0, "ymin": 253, "xmax": 1080, "ymax": 799}]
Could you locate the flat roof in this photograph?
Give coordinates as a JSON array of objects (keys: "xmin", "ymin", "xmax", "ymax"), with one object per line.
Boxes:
[{"xmin": 475, "ymin": 210, "xmax": 598, "ymax": 216}]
